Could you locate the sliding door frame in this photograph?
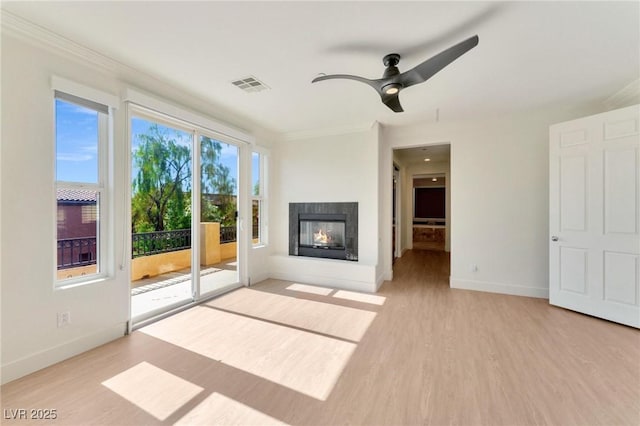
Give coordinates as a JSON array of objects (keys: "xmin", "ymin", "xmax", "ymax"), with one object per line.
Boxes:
[{"xmin": 125, "ymin": 95, "xmax": 253, "ymax": 329}]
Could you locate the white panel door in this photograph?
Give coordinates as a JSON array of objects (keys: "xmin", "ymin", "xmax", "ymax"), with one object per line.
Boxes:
[{"xmin": 550, "ymin": 104, "xmax": 639, "ymax": 328}]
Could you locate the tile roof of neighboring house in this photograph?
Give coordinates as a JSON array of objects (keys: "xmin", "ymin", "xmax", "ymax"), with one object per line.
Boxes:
[{"xmin": 57, "ymin": 188, "xmax": 97, "ymax": 202}]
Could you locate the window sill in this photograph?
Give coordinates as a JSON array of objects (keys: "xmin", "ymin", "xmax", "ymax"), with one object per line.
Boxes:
[{"xmin": 55, "ymin": 274, "xmax": 111, "ymax": 290}]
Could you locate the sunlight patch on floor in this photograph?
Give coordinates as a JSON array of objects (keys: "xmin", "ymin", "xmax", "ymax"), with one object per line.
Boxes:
[
  {"xmin": 207, "ymin": 287, "xmax": 376, "ymax": 341},
  {"xmin": 285, "ymin": 283, "xmax": 334, "ymax": 296},
  {"xmin": 333, "ymin": 290, "xmax": 386, "ymax": 305},
  {"xmin": 175, "ymin": 392, "xmax": 288, "ymax": 426},
  {"xmin": 101, "ymin": 361, "xmax": 203, "ymax": 421},
  {"xmin": 140, "ymin": 307, "xmax": 356, "ymax": 400}
]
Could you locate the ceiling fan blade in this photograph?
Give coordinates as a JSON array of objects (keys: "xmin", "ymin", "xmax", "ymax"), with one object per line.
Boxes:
[
  {"xmin": 312, "ymin": 74, "xmax": 382, "ymax": 91},
  {"xmin": 381, "ymin": 92, "xmax": 404, "ymax": 113},
  {"xmin": 321, "ymin": 5, "xmax": 500, "ymax": 59},
  {"xmin": 400, "ymin": 35, "xmax": 479, "ymax": 88},
  {"xmin": 400, "ymin": 6, "xmax": 498, "ymax": 57}
]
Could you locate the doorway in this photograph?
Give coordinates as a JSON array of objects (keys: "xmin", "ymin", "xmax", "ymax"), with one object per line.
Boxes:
[
  {"xmin": 129, "ymin": 109, "xmax": 242, "ymax": 324},
  {"xmin": 412, "ymin": 173, "xmax": 446, "ymax": 251},
  {"xmin": 392, "ymin": 144, "xmax": 451, "ymax": 258},
  {"xmin": 393, "ymin": 164, "xmax": 400, "ymax": 263}
]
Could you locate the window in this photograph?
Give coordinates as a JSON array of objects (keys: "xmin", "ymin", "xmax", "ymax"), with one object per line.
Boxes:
[
  {"xmin": 251, "ymin": 151, "xmax": 267, "ymax": 245},
  {"xmin": 55, "ymin": 91, "xmax": 109, "ymax": 284},
  {"xmin": 414, "ymin": 187, "xmax": 446, "ymax": 219}
]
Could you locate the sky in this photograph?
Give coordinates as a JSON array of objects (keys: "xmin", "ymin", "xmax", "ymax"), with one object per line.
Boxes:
[
  {"xmin": 55, "ymin": 99, "xmax": 98, "ymax": 183},
  {"xmin": 55, "ymin": 99, "xmax": 254, "ymax": 197}
]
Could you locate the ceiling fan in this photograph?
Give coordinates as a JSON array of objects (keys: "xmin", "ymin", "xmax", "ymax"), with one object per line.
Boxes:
[{"xmin": 312, "ymin": 35, "xmax": 479, "ymax": 113}]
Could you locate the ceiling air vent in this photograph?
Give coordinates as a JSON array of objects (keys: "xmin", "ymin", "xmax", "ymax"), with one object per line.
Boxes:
[{"xmin": 231, "ymin": 76, "xmax": 270, "ymax": 93}]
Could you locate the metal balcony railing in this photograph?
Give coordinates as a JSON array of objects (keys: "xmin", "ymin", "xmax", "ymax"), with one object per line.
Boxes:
[
  {"xmin": 132, "ymin": 229, "xmax": 192, "ymax": 258},
  {"xmin": 132, "ymin": 226, "xmax": 241, "ymax": 257},
  {"xmin": 57, "ymin": 226, "xmax": 242, "ymax": 269},
  {"xmin": 220, "ymin": 226, "xmax": 236, "ymax": 243},
  {"xmin": 57, "ymin": 237, "xmax": 97, "ymax": 269}
]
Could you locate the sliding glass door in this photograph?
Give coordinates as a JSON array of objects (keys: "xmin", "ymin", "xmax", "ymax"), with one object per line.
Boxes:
[
  {"xmin": 129, "ymin": 109, "xmax": 243, "ymax": 324},
  {"xmin": 130, "ymin": 116, "xmax": 193, "ymax": 320},
  {"xmin": 198, "ymin": 136, "xmax": 239, "ymax": 296}
]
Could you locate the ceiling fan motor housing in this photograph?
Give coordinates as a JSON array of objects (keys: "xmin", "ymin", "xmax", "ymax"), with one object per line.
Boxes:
[
  {"xmin": 382, "ymin": 53, "xmax": 401, "ymax": 67},
  {"xmin": 382, "ymin": 54, "xmax": 402, "ymax": 92}
]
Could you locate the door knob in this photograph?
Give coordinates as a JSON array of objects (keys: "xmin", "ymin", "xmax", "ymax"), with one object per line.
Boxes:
[{"xmin": 551, "ymin": 236, "xmax": 559, "ymax": 242}]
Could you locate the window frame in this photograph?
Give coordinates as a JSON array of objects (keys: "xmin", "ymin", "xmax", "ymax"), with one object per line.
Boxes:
[
  {"xmin": 251, "ymin": 150, "xmax": 268, "ymax": 247},
  {"xmin": 53, "ymin": 83, "xmax": 115, "ymax": 288}
]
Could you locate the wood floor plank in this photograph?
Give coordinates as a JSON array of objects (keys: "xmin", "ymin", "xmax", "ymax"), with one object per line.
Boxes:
[{"xmin": 2, "ymin": 249, "xmax": 639, "ymax": 425}]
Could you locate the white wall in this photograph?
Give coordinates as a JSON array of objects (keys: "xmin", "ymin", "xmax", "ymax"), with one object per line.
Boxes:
[
  {"xmin": 381, "ymin": 105, "xmax": 602, "ymax": 298},
  {"xmin": 268, "ymin": 125, "xmax": 381, "ymax": 292},
  {"xmin": 1, "ymin": 34, "xmax": 128, "ymax": 384},
  {"xmin": 0, "ymin": 33, "xmax": 267, "ymax": 384}
]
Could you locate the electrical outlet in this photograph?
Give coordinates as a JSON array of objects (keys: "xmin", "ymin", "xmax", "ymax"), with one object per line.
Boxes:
[{"xmin": 57, "ymin": 311, "xmax": 71, "ymax": 328}]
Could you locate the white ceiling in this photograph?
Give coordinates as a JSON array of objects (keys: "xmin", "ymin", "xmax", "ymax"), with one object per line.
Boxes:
[
  {"xmin": 395, "ymin": 144, "xmax": 450, "ymax": 165},
  {"xmin": 3, "ymin": 1, "xmax": 639, "ymax": 136}
]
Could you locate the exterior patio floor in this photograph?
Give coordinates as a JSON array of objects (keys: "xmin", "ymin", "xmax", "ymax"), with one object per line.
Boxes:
[{"xmin": 131, "ymin": 258, "xmax": 239, "ymax": 321}]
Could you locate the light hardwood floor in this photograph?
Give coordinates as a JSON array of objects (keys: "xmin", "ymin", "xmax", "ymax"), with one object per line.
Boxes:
[{"xmin": 2, "ymin": 250, "xmax": 639, "ymax": 425}]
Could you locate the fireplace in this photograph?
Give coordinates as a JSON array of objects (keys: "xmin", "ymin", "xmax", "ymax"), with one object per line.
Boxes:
[
  {"xmin": 298, "ymin": 214, "xmax": 346, "ymax": 259},
  {"xmin": 290, "ymin": 202, "xmax": 358, "ymax": 261}
]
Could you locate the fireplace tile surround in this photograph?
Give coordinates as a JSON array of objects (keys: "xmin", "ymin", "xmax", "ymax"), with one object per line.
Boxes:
[{"xmin": 289, "ymin": 202, "xmax": 358, "ymax": 261}]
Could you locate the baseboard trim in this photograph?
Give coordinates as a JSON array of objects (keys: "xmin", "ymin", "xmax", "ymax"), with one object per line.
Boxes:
[
  {"xmin": 1, "ymin": 323, "xmax": 126, "ymax": 385},
  {"xmin": 375, "ymin": 271, "xmax": 389, "ymax": 291},
  {"xmin": 249, "ymin": 272, "xmax": 270, "ymax": 286},
  {"xmin": 450, "ymin": 277, "xmax": 549, "ymax": 299}
]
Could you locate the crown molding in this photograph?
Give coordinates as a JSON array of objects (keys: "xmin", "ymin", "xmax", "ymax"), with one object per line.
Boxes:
[
  {"xmin": 1, "ymin": 10, "xmax": 127, "ymax": 74},
  {"xmin": 1, "ymin": 10, "xmax": 380, "ymax": 142},
  {"xmin": 604, "ymin": 78, "xmax": 640, "ymax": 111},
  {"xmin": 279, "ymin": 121, "xmax": 377, "ymax": 142},
  {"xmin": 1, "ymin": 10, "xmax": 273, "ymax": 137}
]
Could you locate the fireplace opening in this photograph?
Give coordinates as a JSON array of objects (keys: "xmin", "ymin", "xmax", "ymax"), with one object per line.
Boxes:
[
  {"xmin": 297, "ymin": 213, "xmax": 349, "ymax": 260},
  {"xmin": 299, "ymin": 220, "xmax": 346, "ymax": 250},
  {"xmin": 290, "ymin": 203, "xmax": 357, "ymax": 261}
]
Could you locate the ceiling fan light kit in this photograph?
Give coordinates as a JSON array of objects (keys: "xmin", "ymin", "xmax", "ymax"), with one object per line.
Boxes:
[
  {"xmin": 383, "ymin": 84, "xmax": 401, "ymax": 95},
  {"xmin": 312, "ymin": 35, "xmax": 479, "ymax": 113}
]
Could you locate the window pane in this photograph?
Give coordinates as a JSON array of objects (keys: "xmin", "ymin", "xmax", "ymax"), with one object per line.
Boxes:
[
  {"xmin": 252, "ymin": 199, "xmax": 260, "ymax": 242},
  {"xmin": 130, "ymin": 117, "xmax": 194, "ymax": 317},
  {"xmin": 55, "ymin": 99, "xmax": 99, "ymax": 183},
  {"xmin": 131, "ymin": 117, "xmax": 193, "ymax": 232},
  {"xmin": 57, "ymin": 188, "xmax": 98, "ymax": 279},
  {"xmin": 199, "ymin": 136, "xmax": 239, "ymax": 296},
  {"xmin": 252, "ymin": 152, "xmax": 260, "ymax": 196},
  {"xmin": 200, "ymin": 136, "xmax": 238, "ymax": 226}
]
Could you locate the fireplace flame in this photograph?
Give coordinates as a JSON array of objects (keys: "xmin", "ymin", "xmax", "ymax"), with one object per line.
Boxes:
[{"xmin": 314, "ymin": 229, "xmax": 331, "ymax": 244}]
